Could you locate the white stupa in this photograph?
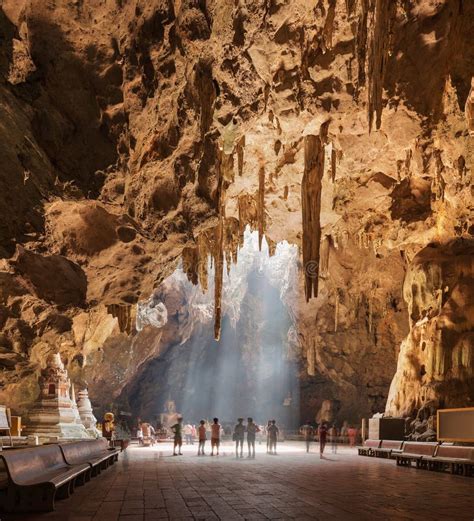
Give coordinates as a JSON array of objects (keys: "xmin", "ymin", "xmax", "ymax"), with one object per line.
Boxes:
[{"xmin": 76, "ymin": 388, "xmax": 101, "ymax": 438}]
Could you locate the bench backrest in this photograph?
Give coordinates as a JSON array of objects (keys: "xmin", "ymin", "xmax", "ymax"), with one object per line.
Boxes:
[
  {"xmin": 364, "ymin": 439, "xmax": 381, "ymax": 448},
  {"xmin": 435, "ymin": 445, "xmax": 474, "ymax": 460},
  {"xmin": 381, "ymin": 440, "xmax": 403, "ymax": 450},
  {"xmin": 60, "ymin": 440, "xmax": 108, "ymax": 465},
  {"xmin": 402, "ymin": 441, "xmax": 438, "ymax": 456},
  {"xmin": 0, "ymin": 445, "xmax": 66, "ymax": 485}
]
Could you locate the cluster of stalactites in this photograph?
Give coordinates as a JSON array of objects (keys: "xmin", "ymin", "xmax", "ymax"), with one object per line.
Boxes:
[
  {"xmin": 181, "ymin": 129, "xmax": 274, "ymax": 339},
  {"xmin": 106, "ymin": 304, "xmax": 134, "ymax": 334}
]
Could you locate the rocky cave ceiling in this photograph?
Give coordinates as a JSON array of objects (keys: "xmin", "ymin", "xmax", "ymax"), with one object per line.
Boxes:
[{"xmin": 0, "ymin": 0, "xmax": 473, "ymax": 427}]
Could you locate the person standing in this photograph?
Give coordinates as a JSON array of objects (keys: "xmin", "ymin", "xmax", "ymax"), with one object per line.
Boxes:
[
  {"xmin": 348, "ymin": 426, "xmax": 358, "ymax": 448},
  {"xmin": 329, "ymin": 424, "xmax": 338, "ymax": 453},
  {"xmin": 246, "ymin": 417, "xmax": 260, "ymax": 459},
  {"xmin": 198, "ymin": 419, "xmax": 207, "ymax": 455},
  {"xmin": 233, "ymin": 418, "xmax": 245, "ymax": 458},
  {"xmin": 171, "ymin": 416, "xmax": 183, "ymax": 456},
  {"xmin": 184, "ymin": 423, "xmax": 194, "ymax": 445},
  {"xmin": 267, "ymin": 420, "xmax": 279, "ymax": 455},
  {"xmin": 211, "ymin": 417, "xmax": 221, "ymax": 456},
  {"xmin": 318, "ymin": 422, "xmax": 328, "ymax": 458},
  {"xmin": 265, "ymin": 420, "xmax": 272, "ymax": 453},
  {"xmin": 301, "ymin": 421, "xmax": 314, "ymax": 453}
]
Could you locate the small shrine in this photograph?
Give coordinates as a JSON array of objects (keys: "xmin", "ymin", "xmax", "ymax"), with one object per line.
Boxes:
[
  {"xmin": 24, "ymin": 353, "xmax": 92, "ymax": 440},
  {"xmin": 76, "ymin": 388, "xmax": 101, "ymax": 438}
]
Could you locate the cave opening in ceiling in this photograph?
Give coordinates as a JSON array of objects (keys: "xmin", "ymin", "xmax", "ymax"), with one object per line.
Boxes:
[{"xmin": 122, "ymin": 228, "xmax": 301, "ymax": 428}]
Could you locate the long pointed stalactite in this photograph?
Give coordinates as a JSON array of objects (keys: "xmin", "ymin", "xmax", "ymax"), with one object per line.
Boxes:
[
  {"xmin": 301, "ymin": 132, "xmax": 326, "ymax": 302},
  {"xmin": 367, "ymin": 0, "xmax": 396, "ymax": 131},
  {"xmin": 257, "ymin": 164, "xmax": 266, "ymax": 251}
]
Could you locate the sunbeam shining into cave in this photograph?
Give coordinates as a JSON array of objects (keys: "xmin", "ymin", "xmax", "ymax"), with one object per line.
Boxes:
[{"xmin": 130, "ymin": 228, "xmax": 301, "ymax": 430}]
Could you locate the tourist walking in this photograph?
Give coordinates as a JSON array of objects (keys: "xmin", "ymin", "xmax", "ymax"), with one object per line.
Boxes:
[
  {"xmin": 171, "ymin": 416, "xmax": 183, "ymax": 456},
  {"xmin": 301, "ymin": 421, "xmax": 314, "ymax": 453},
  {"xmin": 319, "ymin": 422, "xmax": 328, "ymax": 458},
  {"xmin": 267, "ymin": 419, "xmax": 279, "ymax": 455},
  {"xmin": 198, "ymin": 419, "xmax": 207, "ymax": 455},
  {"xmin": 211, "ymin": 417, "xmax": 221, "ymax": 456},
  {"xmin": 246, "ymin": 417, "xmax": 260, "ymax": 458},
  {"xmin": 233, "ymin": 418, "xmax": 245, "ymax": 458}
]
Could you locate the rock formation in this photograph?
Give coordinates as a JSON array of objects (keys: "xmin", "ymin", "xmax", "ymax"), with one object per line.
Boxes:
[{"xmin": 0, "ymin": 0, "xmax": 472, "ymax": 429}]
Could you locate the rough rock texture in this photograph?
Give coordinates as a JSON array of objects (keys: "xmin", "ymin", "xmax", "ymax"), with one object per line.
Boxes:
[{"xmin": 0, "ymin": 0, "xmax": 472, "ymax": 426}]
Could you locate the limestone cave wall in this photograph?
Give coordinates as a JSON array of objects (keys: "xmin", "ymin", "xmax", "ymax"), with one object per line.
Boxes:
[{"xmin": 0, "ymin": 0, "xmax": 472, "ymax": 425}]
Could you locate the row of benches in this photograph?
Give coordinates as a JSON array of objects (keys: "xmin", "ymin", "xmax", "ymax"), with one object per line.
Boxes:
[
  {"xmin": 0, "ymin": 438, "xmax": 119, "ymax": 512},
  {"xmin": 358, "ymin": 440, "xmax": 474, "ymax": 476}
]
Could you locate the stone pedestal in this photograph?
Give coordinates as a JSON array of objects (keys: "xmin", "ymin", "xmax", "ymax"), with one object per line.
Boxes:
[{"xmin": 24, "ymin": 353, "xmax": 92, "ymax": 439}]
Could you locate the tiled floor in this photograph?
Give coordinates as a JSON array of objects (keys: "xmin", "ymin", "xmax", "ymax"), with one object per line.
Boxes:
[{"xmin": 4, "ymin": 442, "xmax": 473, "ymax": 521}]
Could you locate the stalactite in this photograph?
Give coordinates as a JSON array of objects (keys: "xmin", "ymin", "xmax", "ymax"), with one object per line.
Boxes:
[
  {"xmin": 283, "ymin": 185, "xmax": 289, "ymax": 200},
  {"xmin": 368, "ymin": 297, "xmax": 373, "ymax": 333},
  {"xmin": 322, "ymin": 0, "xmax": 337, "ymax": 53},
  {"xmin": 465, "ymin": 77, "xmax": 474, "ymax": 136},
  {"xmin": 334, "ymin": 290, "xmax": 339, "ymax": 332},
  {"xmin": 238, "ymin": 193, "xmax": 258, "ymax": 236},
  {"xmin": 367, "ymin": 0, "xmax": 396, "ymax": 131},
  {"xmin": 320, "ymin": 235, "xmax": 330, "ymax": 277},
  {"xmin": 181, "ymin": 246, "xmax": 199, "ymax": 285},
  {"xmin": 301, "ymin": 127, "xmax": 326, "ymax": 302},
  {"xmin": 355, "ymin": 0, "xmax": 369, "ymax": 97},
  {"xmin": 107, "ymin": 304, "xmax": 133, "ymax": 334},
  {"xmin": 257, "ymin": 164, "xmax": 265, "ymax": 251},
  {"xmin": 236, "ymin": 135, "xmax": 245, "ymax": 176},
  {"xmin": 214, "ymin": 214, "xmax": 224, "ymax": 341},
  {"xmin": 345, "ymin": 0, "xmax": 357, "ymax": 16},
  {"xmin": 331, "ymin": 146, "xmax": 337, "ymax": 182}
]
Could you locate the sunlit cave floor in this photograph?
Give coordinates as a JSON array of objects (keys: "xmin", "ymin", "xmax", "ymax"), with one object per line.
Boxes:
[{"xmin": 8, "ymin": 443, "xmax": 473, "ymax": 521}]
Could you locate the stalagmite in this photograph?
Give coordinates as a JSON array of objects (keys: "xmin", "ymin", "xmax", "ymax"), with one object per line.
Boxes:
[
  {"xmin": 257, "ymin": 164, "xmax": 265, "ymax": 251},
  {"xmin": 367, "ymin": 0, "xmax": 396, "ymax": 131},
  {"xmin": 301, "ymin": 132, "xmax": 325, "ymax": 301}
]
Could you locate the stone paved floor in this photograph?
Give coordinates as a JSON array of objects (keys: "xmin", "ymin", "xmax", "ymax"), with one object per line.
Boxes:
[{"xmin": 4, "ymin": 442, "xmax": 474, "ymax": 521}]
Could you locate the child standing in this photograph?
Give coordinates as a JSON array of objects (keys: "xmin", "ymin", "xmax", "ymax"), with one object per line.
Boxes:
[
  {"xmin": 210, "ymin": 417, "xmax": 221, "ymax": 456},
  {"xmin": 198, "ymin": 419, "xmax": 206, "ymax": 456}
]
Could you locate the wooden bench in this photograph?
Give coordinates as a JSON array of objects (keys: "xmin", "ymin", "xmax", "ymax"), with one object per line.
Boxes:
[
  {"xmin": 0, "ymin": 444, "xmax": 90, "ymax": 512},
  {"xmin": 357, "ymin": 439, "xmax": 381, "ymax": 456},
  {"xmin": 60, "ymin": 439, "xmax": 119, "ymax": 477},
  {"xmin": 396, "ymin": 441, "xmax": 438, "ymax": 468},
  {"xmin": 420, "ymin": 445, "xmax": 474, "ymax": 476},
  {"xmin": 374, "ymin": 440, "xmax": 404, "ymax": 459}
]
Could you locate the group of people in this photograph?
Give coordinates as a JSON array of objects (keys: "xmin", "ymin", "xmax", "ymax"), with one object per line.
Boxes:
[
  {"xmin": 170, "ymin": 417, "xmax": 280, "ymax": 458},
  {"xmin": 300, "ymin": 422, "xmax": 359, "ymax": 457}
]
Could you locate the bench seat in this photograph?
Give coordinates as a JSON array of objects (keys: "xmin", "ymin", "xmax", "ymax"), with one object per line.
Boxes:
[
  {"xmin": 374, "ymin": 440, "xmax": 404, "ymax": 459},
  {"xmin": 357, "ymin": 440, "xmax": 381, "ymax": 456},
  {"xmin": 396, "ymin": 442, "xmax": 438, "ymax": 468},
  {"xmin": 60, "ymin": 439, "xmax": 119, "ymax": 477},
  {"xmin": 419, "ymin": 446, "xmax": 474, "ymax": 475},
  {"xmin": 0, "ymin": 445, "xmax": 91, "ymax": 512}
]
